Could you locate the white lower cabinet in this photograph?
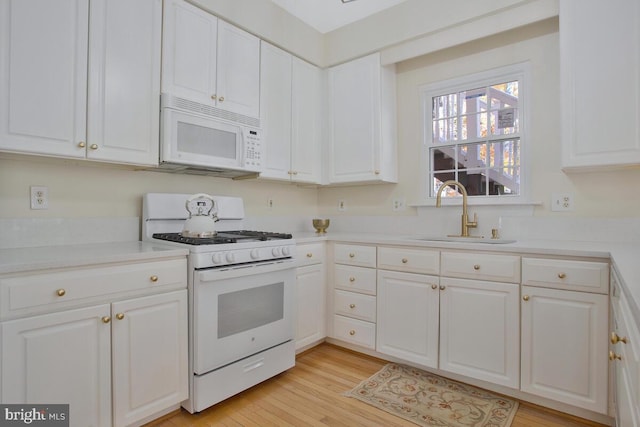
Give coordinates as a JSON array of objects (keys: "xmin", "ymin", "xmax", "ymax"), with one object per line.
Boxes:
[
  {"xmin": 439, "ymin": 277, "xmax": 520, "ymax": 389},
  {"xmin": 377, "ymin": 269, "xmax": 439, "ymax": 367},
  {"xmin": 521, "ymin": 285, "xmax": 608, "ymax": 413},
  {"xmin": 295, "ymin": 243, "xmax": 326, "ymax": 350}
]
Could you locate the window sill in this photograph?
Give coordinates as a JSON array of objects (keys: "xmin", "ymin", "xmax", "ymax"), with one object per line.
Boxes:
[{"xmin": 410, "ymin": 198, "xmax": 543, "ymax": 208}]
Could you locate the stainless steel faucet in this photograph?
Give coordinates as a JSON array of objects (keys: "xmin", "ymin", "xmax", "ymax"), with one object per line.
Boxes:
[{"xmin": 435, "ymin": 180, "xmax": 478, "ymax": 238}]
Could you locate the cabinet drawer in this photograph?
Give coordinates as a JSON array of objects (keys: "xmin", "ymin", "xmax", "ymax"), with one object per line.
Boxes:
[
  {"xmin": 377, "ymin": 246, "xmax": 439, "ymax": 275},
  {"xmin": 334, "ymin": 290, "xmax": 376, "ymax": 322},
  {"xmin": 334, "ymin": 244, "xmax": 376, "ymax": 268},
  {"xmin": 522, "ymin": 258, "xmax": 608, "ymax": 294},
  {"xmin": 333, "ymin": 315, "xmax": 375, "ymax": 349},
  {"xmin": 0, "ymin": 259, "xmax": 187, "ymax": 320},
  {"xmin": 296, "ymin": 243, "xmax": 324, "ymax": 267},
  {"xmin": 334, "ymin": 265, "xmax": 376, "ymax": 295},
  {"xmin": 441, "ymin": 252, "xmax": 520, "ymax": 283}
]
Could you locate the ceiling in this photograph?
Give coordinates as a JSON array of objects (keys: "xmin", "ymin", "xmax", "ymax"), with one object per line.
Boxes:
[{"xmin": 270, "ymin": 0, "xmax": 410, "ymax": 34}]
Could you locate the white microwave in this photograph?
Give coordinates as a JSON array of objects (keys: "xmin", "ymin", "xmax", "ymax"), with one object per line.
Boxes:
[{"xmin": 159, "ymin": 94, "xmax": 262, "ymax": 178}]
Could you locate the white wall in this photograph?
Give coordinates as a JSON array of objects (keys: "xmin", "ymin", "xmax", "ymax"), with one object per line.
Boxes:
[{"xmin": 317, "ymin": 18, "xmax": 640, "ymax": 219}]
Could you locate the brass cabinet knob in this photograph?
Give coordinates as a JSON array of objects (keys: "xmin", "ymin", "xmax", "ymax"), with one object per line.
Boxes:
[
  {"xmin": 523, "ymin": 295, "xmax": 530, "ymax": 301},
  {"xmin": 349, "ymin": 304, "xmax": 356, "ymax": 309},
  {"xmin": 292, "ymin": 171, "xmax": 298, "ymax": 175},
  {"xmin": 150, "ymin": 275, "xmax": 158, "ymax": 282},
  {"xmin": 349, "ymin": 330, "xmax": 356, "ymax": 336},
  {"xmin": 219, "ymin": 96, "xmax": 225, "ymax": 102},
  {"xmin": 211, "ymin": 94, "xmax": 217, "ymax": 100},
  {"xmin": 306, "ymin": 253, "xmax": 313, "ymax": 258},
  {"xmin": 56, "ymin": 289, "xmax": 66, "ymax": 297},
  {"xmin": 77, "ymin": 141, "xmax": 86, "ymax": 148},
  {"xmin": 611, "ymin": 332, "xmax": 628, "ymax": 345},
  {"xmin": 349, "ymin": 277, "xmax": 356, "ymax": 282},
  {"xmin": 609, "ymin": 350, "xmax": 622, "ymax": 361},
  {"xmin": 557, "ymin": 272, "xmax": 566, "ymax": 279},
  {"xmin": 439, "ymin": 285, "xmax": 445, "ymax": 291},
  {"xmin": 90, "ymin": 144, "xmax": 98, "ymax": 150},
  {"xmin": 349, "ymin": 253, "xmax": 355, "ymax": 258},
  {"xmin": 116, "ymin": 313, "xmax": 125, "ymax": 320},
  {"xmin": 431, "ymin": 284, "xmax": 438, "ymax": 290},
  {"xmin": 473, "ymin": 264, "xmax": 480, "ymax": 270},
  {"xmin": 374, "ymin": 170, "xmax": 380, "ymax": 175},
  {"xmin": 102, "ymin": 316, "xmax": 111, "ymax": 324},
  {"xmin": 401, "ymin": 258, "xmax": 408, "ymax": 264}
]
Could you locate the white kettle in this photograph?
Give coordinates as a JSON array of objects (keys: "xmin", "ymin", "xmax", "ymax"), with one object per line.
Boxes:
[{"xmin": 182, "ymin": 193, "xmax": 218, "ymax": 238}]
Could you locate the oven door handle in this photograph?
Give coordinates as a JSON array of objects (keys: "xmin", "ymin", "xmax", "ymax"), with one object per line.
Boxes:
[{"xmin": 196, "ymin": 259, "xmax": 296, "ymax": 282}]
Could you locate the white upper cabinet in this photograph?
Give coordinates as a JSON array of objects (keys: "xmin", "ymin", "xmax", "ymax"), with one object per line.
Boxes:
[
  {"xmin": 0, "ymin": 0, "xmax": 89, "ymax": 158},
  {"xmin": 328, "ymin": 53, "xmax": 397, "ymax": 184},
  {"xmin": 162, "ymin": 0, "xmax": 260, "ymax": 120},
  {"xmin": 560, "ymin": 0, "xmax": 640, "ymax": 170},
  {"xmin": 0, "ymin": 0, "xmax": 161, "ymax": 165},
  {"xmin": 260, "ymin": 42, "xmax": 323, "ymax": 184}
]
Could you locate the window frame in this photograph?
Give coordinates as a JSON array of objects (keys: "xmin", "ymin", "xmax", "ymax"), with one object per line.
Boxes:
[{"xmin": 419, "ymin": 62, "xmax": 531, "ymax": 206}]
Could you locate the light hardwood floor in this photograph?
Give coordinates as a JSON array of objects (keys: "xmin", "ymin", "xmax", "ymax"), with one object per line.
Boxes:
[{"xmin": 147, "ymin": 343, "xmax": 608, "ymax": 427}]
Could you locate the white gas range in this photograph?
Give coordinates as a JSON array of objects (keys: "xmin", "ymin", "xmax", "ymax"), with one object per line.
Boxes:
[{"xmin": 142, "ymin": 193, "xmax": 296, "ymax": 414}]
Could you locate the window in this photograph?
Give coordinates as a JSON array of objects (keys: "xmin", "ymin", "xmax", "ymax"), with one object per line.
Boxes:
[{"xmin": 421, "ymin": 63, "xmax": 529, "ymax": 202}]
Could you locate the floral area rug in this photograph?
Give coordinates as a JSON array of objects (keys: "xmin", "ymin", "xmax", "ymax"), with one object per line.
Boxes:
[{"xmin": 344, "ymin": 363, "xmax": 519, "ymax": 427}]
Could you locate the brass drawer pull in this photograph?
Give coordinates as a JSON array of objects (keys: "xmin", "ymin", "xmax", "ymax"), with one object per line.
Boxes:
[
  {"xmin": 439, "ymin": 285, "xmax": 446, "ymax": 291},
  {"xmin": 349, "ymin": 330, "xmax": 356, "ymax": 336},
  {"xmin": 56, "ymin": 289, "xmax": 66, "ymax": 297},
  {"xmin": 401, "ymin": 258, "xmax": 408, "ymax": 264},
  {"xmin": 557, "ymin": 272, "xmax": 566, "ymax": 279},
  {"xmin": 102, "ymin": 316, "xmax": 111, "ymax": 324},
  {"xmin": 349, "ymin": 277, "xmax": 356, "ymax": 282},
  {"xmin": 349, "ymin": 253, "xmax": 355, "ymax": 258},
  {"xmin": 523, "ymin": 295, "xmax": 530, "ymax": 301},
  {"xmin": 473, "ymin": 264, "xmax": 480, "ymax": 270},
  {"xmin": 116, "ymin": 313, "xmax": 125, "ymax": 320},
  {"xmin": 611, "ymin": 332, "xmax": 628, "ymax": 345},
  {"xmin": 609, "ymin": 350, "xmax": 622, "ymax": 361},
  {"xmin": 150, "ymin": 275, "xmax": 159, "ymax": 282},
  {"xmin": 90, "ymin": 143, "xmax": 98, "ymax": 150},
  {"xmin": 431, "ymin": 284, "xmax": 438, "ymax": 290},
  {"xmin": 77, "ymin": 141, "xmax": 86, "ymax": 148},
  {"xmin": 306, "ymin": 253, "xmax": 313, "ymax": 258},
  {"xmin": 349, "ymin": 304, "xmax": 356, "ymax": 309}
]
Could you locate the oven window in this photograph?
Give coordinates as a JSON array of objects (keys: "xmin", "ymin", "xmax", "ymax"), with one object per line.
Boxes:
[
  {"xmin": 177, "ymin": 121, "xmax": 237, "ymax": 159},
  {"xmin": 217, "ymin": 282, "xmax": 284, "ymax": 338}
]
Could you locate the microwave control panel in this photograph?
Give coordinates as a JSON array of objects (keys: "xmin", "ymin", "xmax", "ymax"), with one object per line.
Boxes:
[{"xmin": 244, "ymin": 129, "xmax": 262, "ymax": 170}]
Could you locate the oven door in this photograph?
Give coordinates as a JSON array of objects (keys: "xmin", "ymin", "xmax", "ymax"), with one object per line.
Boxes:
[{"xmin": 193, "ymin": 260, "xmax": 295, "ymax": 375}]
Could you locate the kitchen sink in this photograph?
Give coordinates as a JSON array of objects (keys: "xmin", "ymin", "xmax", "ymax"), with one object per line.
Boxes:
[{"xmin": 412, "ymin": 236, "xmax": 516, "ymax": 244}]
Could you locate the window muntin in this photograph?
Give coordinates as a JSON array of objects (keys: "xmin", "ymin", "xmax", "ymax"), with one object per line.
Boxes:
[{"xmin": 424, "ymin": 68, "xmax": 525, "ymax": 200}]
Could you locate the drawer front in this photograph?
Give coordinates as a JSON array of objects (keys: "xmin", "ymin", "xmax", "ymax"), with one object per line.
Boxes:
[
  {"xmin": 441, "ymin": 252, "xmax": 520, "ymax": 283},
  {"xmin": 1, "ymin": 259, "xmax": 187, "ymax": 319},
  {"xmin": 333, "ymin": 315, "xmax": 375, "ymax": 349},
  {"xmin": 334, "ymin": 265, "xmax": 376, "ymax": 295},
  {"xmin": 522, "ymin": 258, "xmax": 608, "ymax": 294},
  {"xmin": 334, "ymin": 244, "xmax": 376, "ymax": 268},
  {"xmin": 377, "ymin": 246, "xmax": 439, "ymax": 275},
  {"xmin": 334, "ymin": 290, "xmax": 376, "ymax": 322},
  {"xmin": 296, "ymin": 243, "xmax": 325, "ymax": 267}
]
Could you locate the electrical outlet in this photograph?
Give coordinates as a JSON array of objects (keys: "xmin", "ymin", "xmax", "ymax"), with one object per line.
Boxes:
[
  {"xmin": 337, "ymin": 199, "xmax": 347, "ymax": 212},
  {"xmin": 30, "ymin": 186, "xmax": 49, "ymax": 210},
  {"xmin": 392, "ymin": 198, "xmax": 406, "ymax": 211},
  {"xmin": 551, "ymin": 193, "xmax": 574, "ymax": 212}
]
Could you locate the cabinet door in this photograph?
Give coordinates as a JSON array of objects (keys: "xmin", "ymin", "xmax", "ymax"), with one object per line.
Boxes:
[
  {"xmin": 377, "ymin": 270, "xmax": 439, "ymax": 368},
  {"xmin": 296, "ymin": 264, "xmax": 326, "ymax": 350},
  {"xmin": 111, "ymin": 290, "xmax": 188, "ymax": 427},
  {"xmin": 1, "ymin": 304, "xmax": 112, "ymax": 427},
  {"xmin": 0, "ymin": 0, "xmax": 88, "ymax": 157},
  {"xmin": 560, "ymin": 0, "xmax": 640, "ymax": 169},
  {"xmin": 87, "ymin": 0, "xmax": 161, "ymax": 165},
  {"xmin": 521, "ymin": 286, "xmax": 608, "ymax": 413},
  {"xmin": 328, "ymin": 53, "xmax": 380, "ymax": 183},
  {"xmin": 216, "ymin": 20, "xmax": 260, "ymax": 118},
  {"xmin": 259, "ymin": 42, "xmax": 292, "ymax": 181},
  {"xmin": 291, "ymin": 57, "xmax": 323, "ymax": 184},
  {"xmin": 439, "ymin": 277, "xmax": 520, "ymax": 389},
  {"xmin": 161, "ymin": 0, "xmax": 217, "ymax": 105}
]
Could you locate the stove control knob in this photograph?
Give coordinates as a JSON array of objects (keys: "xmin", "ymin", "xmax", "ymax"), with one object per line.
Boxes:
[
  {"xmin": 250, "ymin": 249, "xmax": 260, "ymax": 260},
  {"xmin": 212, "ymin": 253, "xmax": 223, "ymax": 264},
  {"xmin": 282, "ymin": 246, "xmax": 291, "ymax": 256},
  {"xmin": 272, "ymin": 247, "xmax": 282, "ymax": 257},
  {"xmin": 226, "ymin": 252, "xmax": 236, "ymax": 263}
]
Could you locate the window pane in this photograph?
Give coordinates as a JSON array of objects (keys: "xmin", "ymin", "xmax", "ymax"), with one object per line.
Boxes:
[
  {"xmin": 431, "ymin": 147, "xmax": 456, "ymax": 171},
  {"xmin": 432, "ymin": 118, "xmax": 458, "ymax": 143},
  {"xmin": 462, "ymin": 87, "xmax": 487, "ymax": 112},
  {"xmin": 488, "ymin": 167, "xmax": 520, "ymax": 195}
]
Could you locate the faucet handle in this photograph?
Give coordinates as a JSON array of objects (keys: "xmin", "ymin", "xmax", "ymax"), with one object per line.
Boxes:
[{"xmin": 467, "ymin": 212, "xmax": 478, "ymax": 228}]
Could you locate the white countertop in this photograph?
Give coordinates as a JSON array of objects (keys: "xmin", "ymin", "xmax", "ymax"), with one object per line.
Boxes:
[
  {"xmin": 294, "ymin": 231, "xmax": 640, "ymax": 322},
  {"xmin": 0, "ymin": 241, "xmax": 189, "ymax": 275}
]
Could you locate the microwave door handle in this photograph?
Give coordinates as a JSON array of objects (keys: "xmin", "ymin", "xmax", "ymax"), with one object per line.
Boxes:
[{"xmin": 238, "ymin": 128, "xmax": 244, "ymax": 166}]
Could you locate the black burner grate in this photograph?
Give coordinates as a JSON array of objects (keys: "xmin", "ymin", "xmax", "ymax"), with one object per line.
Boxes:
[{"xmin": 152, "ymin": 230, "xmax": 292, "ymax": 245}]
